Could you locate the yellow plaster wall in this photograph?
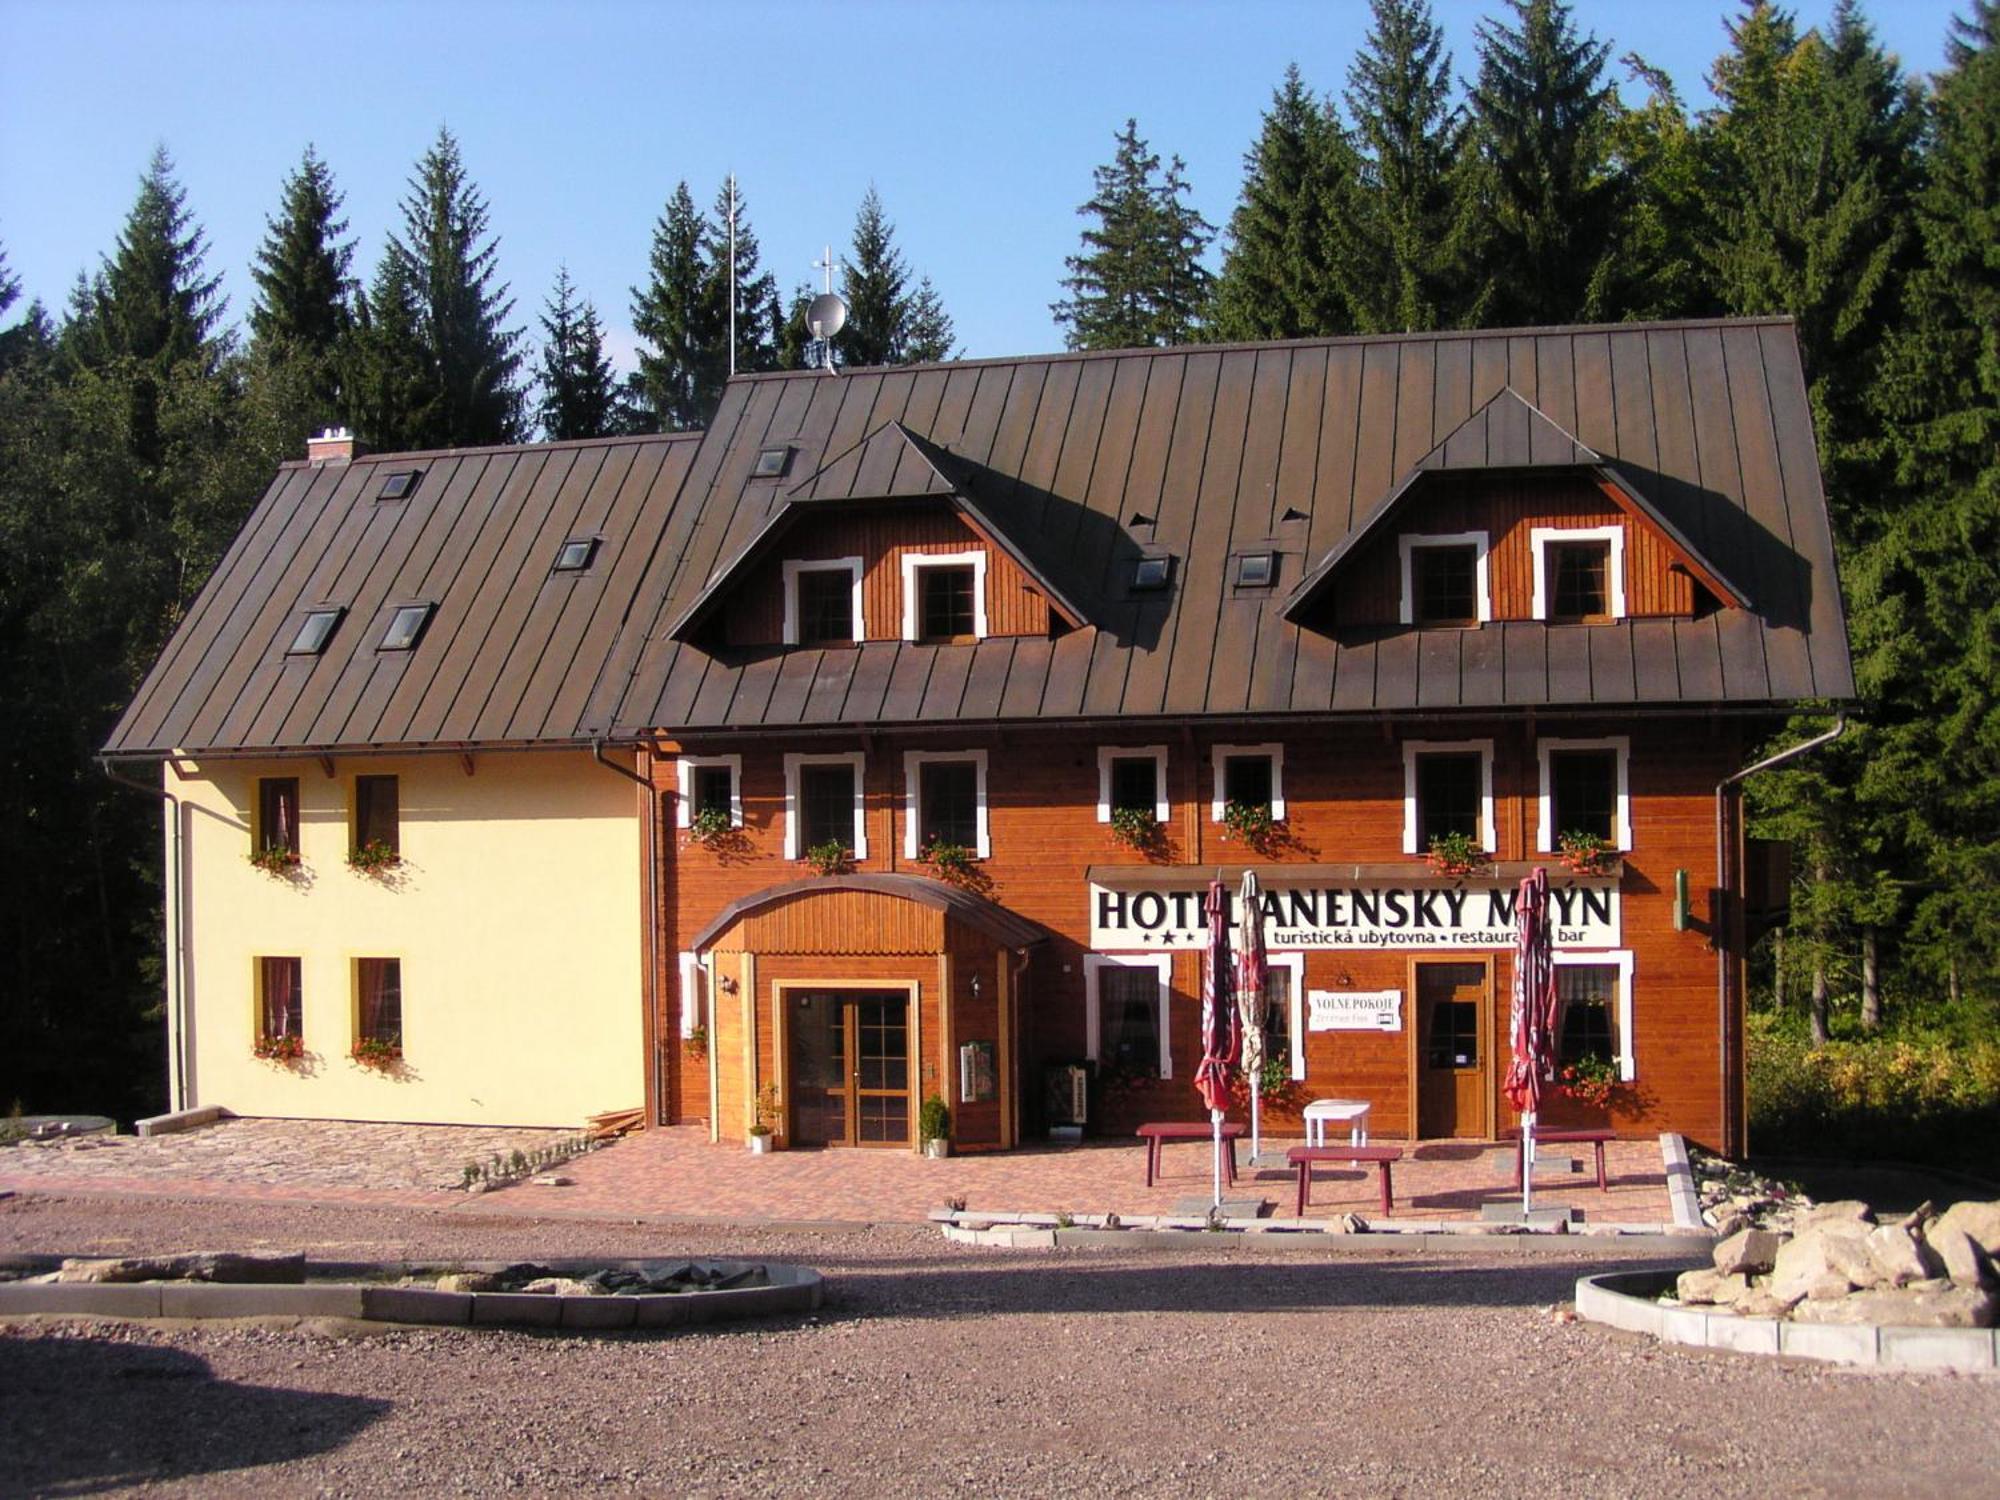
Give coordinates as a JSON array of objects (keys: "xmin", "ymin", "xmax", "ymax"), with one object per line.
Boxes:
[{"xmin": 166, "ymin": 751, "xmax": 643, "ymax": 1127}]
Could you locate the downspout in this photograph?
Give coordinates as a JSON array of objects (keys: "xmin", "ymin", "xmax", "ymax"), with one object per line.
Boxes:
[
  {"xmin": 99, "ymin": 758, "xmax": 186, "ymax": 1111},
  {"xmin": 1713, "ymin": 713, "xmax": 1847, "ymax": 1156},
  {"xmin": 593, "ymin": 741, "xmax": 662, "ymax": 1125}
]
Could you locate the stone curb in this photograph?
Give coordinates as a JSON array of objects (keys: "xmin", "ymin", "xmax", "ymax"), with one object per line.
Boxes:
[
  {"xmin": 134, "ymin": 1106, "xmax": 230, "ymax": 1138},
  {"xmin": 0, "ymin": 1259, "xmax": 822, "ymax": 1331},
  {"xmin": 1659, "ymin": 1132, "xmax": 1705, "ymax": 1231},
  {"xmin": 938, "ymin": 1215, "xmax": 1704, "ymax": 1254},
  {"xmin": 1574, "ymin": 1270, "xmax": 2000, "ymax": 1372}
]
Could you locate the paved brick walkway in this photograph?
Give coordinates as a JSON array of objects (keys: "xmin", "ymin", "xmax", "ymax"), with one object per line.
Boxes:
[{"xmin": 2, "ymin": 1119, "xmax": 1676, "ymax": 1229}]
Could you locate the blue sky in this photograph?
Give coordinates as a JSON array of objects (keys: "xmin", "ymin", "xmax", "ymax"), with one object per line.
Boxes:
[{"xmin": 0, "ymin": 0, "xmax": 1966, "ymax": 369}]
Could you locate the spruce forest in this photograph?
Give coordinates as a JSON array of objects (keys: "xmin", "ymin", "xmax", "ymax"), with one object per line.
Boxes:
[{"xmin": 1, "ymin": 0, "xmax": 1994, "ymax": 1163}]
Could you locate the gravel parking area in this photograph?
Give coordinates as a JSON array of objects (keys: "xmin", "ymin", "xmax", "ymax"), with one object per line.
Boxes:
[{"xmin": 2, "ymin": 1191, "xmax": 1995, "ymax": 1497}]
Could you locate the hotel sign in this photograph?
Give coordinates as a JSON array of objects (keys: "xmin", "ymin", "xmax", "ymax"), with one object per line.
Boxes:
[{"xmin": 1089, "ymin": 877, "xmax": 1618, "ymax": 951}]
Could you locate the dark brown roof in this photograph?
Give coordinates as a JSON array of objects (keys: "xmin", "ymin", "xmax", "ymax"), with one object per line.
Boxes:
[
  {"xmin": 106, "ymin": 318, "xmax": 1852, "ymax": 758},
  {"xmin": 687, "ymin": 873, "xmax": 1049, "ymax": 952}
]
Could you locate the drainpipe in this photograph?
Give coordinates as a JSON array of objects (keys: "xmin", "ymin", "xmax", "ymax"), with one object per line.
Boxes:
[
  {"xmin": 593, "ymin": 741, "xmax": 663, "ymax": 1125},
  {"xmin": 99, "ymin": 758, "xmax": 187, "ymax": 1111},
  {"xmin": 1713, "ymin": 713, "xmax": 1847, "ymax": 1156}
]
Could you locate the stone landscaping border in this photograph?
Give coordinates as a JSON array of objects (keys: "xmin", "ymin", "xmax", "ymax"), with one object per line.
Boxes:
[
  {"xmin": 1575, "ymin": 1270, "xmax": 2000, "ymax": 1372},
  {"xmin": 1660, "ymin": 1132, "xmax": 1705, "ymax": 1230},
  {"xmin": 934, "ymin": 1209, "xmax": 1703, "ymax": 1252},
  {"xmin": 0, "ymin": 1257, "xmax": 822, "ymax": 1332}
]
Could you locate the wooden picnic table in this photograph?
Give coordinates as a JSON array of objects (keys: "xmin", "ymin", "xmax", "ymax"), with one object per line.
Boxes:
[{"xmin": 1136, "ymin": 1121, "xmax": 1245, "ymax": 1188}]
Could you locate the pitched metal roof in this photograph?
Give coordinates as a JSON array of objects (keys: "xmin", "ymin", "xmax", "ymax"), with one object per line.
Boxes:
[
  {"xmin": 687, "ymin": 872, "xmax": 1049, "ymax": 953},
  {"xmin": 106, "ymin": 318, "xmax": 1853, "ymax": 758}
]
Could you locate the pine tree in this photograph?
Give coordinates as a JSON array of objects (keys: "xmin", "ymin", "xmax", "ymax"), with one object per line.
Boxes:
[
  {"xmin": 629, "ymin": 182, "xmax": 711, "ymax": 432},
  {"xmin": 345, "ymin": 244, "xmax": 436, "ymax": 453},
  {"xmin": 1053, "ymin": 119, "xmax": 1214, "ymax": 350},
  {"xmin": 249, "ymin": 146, "xmax": 354, "ymax": 356},
  {"xmin": 386, "ymin": 127, "xmax": 524, "ymax": 448},
  {"xmin": 837, "ymin": 187, "xmax": 908, "ymax": 368},
  {"xmin": 1339, "ymin": 1, "xmax": 1477, "ymax": 332},
  {"xmin": 901, "ymin": 275, "xmax": 956, "ymax": 363},
  {"xmin": 535, "ymin": 266, "xmax": 619, "ymax": 440},
  {"xmin": 1602, "ymin": 54, "xmax": 1716, "ymax": 321},
  {"xmin": 697, "ymin": 178, "xmax": 779, "ymax": 410},
  {"xmin": 1465, "ymin": 0, "xmax": 1622, "ymax": 325},
  {"xmin": 1211, "ymin": 66, "xmax": 1354, "ymax": 341}
]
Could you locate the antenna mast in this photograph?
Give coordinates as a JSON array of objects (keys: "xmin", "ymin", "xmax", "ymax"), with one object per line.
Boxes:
[{"xmin": 726, "ymin": 174, "xmax": 738, "ymax": 379}]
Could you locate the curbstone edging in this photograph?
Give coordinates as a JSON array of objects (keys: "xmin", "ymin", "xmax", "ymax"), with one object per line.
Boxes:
[
  {"xmin": 134, "ymin": 1106, "xmax": 228, "ymax": 1138},
  {"xmin": 1659, "ymin": 1133, "xmax": 1705, "ymax": 1232},
  {"xmin": 1575, "ymin": 1270, "xmax": 1999, "ymax": 1372}
]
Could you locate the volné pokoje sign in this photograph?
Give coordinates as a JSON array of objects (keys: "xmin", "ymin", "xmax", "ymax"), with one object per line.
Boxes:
[{"xmin": 1089, "ymin": 876, "xmax": 1619, "ymax": 951}]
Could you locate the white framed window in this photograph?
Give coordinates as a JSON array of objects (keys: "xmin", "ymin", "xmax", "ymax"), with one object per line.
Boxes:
[
  {"xmin": 1265, "ymin": 952, "xmax": 1306, "ymax": 1082},
  {"xmin": 1399, "ymin": 530, "xmax": 1491, "ymax": 626},
  {"xmin": 782, "ymin": 556, "xmax": 863, "ymax": 646},
  {"xmin": 1402, "ymin": 739, "xmax": 1496, "ymax": 855},
  {"xmin": 902, "ymin": 749, "xmax": 990, "ymax": 859},
  {"xmin": 1210, "ymin": 743, "xmax": 1285, "ymax": 822},
  {"xmin": 1553, "ymin": 949, "xmax": 1634, "ymax": 1081},
  {"xmin": 1537, "ymin": 736, "xmax": 1631, "ymax": 852},
  {"xmin": 1096, "ymin": 745, "xmax": 1169, "ymax": 824},
  {"xmin": 677, "ymin": 951, "xmax": 709, "ymax": 1040},
  {"xmin": 783, "ymin": 751, "xmax": 868, "ymax": 860},
  {"xmin": 1531, "ymin": 525, "xmax": 1626, "ymax": 622},
  {"xmin": 1084, "ymin": 953, "xmax": 1173, "ymax": 1080},
  {"xmin": 900, "ymin": 550, "xmax": 989, "ymax": 642},
  {"xmin": 675, "ymin": 755, "xmax": 743, "ymax": 829}
]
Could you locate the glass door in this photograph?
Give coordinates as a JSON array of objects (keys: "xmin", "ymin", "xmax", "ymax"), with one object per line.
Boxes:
[{"xmin": 785, "ymin": 990, "xmax": 910, "ymax": 1148}]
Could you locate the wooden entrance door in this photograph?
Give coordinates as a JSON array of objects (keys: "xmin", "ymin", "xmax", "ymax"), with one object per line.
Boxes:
[
  {"xmin": 785, "ymin": 990, "xmax": 911, "ymax": 1148},
  {"xmin": 1416, "ymin": 961, "xmax": 1489, "ymax": 1139}
]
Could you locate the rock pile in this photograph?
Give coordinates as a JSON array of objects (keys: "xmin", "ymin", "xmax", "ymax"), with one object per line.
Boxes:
[
  {"xmin": 1672, "ymin": 1199, "xmax": 2000, "ymax": 1328},
  {"xmin": 430, "ymin": 1262, "xmax": 771, "ymax": 1296},
  {"xmin": 51, "ymin": 1252, "xmax": 305, "ymax": 1284}
]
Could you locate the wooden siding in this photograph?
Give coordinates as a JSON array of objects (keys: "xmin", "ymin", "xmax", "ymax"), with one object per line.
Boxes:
[
  {"xmin": 1332, "ymin": 474, "xmax": 1698, "ymax": 626},
  {"xmin": 659, "ymin": 717, "xmax": 1749, "ymax": 1149},
  {"xmin": 721, "ymin": 507, "xmax": 1051, "ymax": 647},
  {"xmin": 710, "ymin": 887, "xmax": 945, "ymax": 955}
]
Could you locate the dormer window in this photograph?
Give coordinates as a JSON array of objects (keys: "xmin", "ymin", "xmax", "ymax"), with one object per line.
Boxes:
[
  {"xmin": 901, "ymin": 551, "xmax": 988, "ymax": 643},
  {"xmin": 1532, "ymin": 526, "xmax": 1625, "ymax": 623},
  {"xmin": 287, "ymin": 607, "xmax": 345, "ymax": 656},
  {"xmin": 783, "ymin": 558, "xmax": 863, "ymax": 646},
  {"xmin": 379, "ymin": 603, "xmax": 435, "ymax": 652},
  {"xmin": 1399, "ymin": 532, "xmax": 1490, "ymax": 627}
]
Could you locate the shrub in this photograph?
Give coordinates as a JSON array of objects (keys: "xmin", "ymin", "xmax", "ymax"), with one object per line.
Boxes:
[{"xmin": 918, "ymin": 1093, "xmax": 950, "ymax": 1143}]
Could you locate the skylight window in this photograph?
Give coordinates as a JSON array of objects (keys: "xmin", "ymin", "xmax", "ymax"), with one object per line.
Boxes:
[
  {"xmin": 553, "ymin": 537, "xmax": 600, "ymax": 573},
  {"xmin": 1132, "ymin": 556, "xmax": 1173, "ymax": 592},
  {"xmin": 753, "ymin": 446, "xmax": 793, "ymax": 478},
  {"xmin": 380, "ymin": 603, "xmax": 435, "ymax": 652},
  {"xmin": 376, "ymin": 470, "xmax": 422, "ymax": 502},
  {"xmin": 1235, "ymin": 552, "xmax": 1276, "ymax": 588},
  {"xmin": 287, "ymin": 607, "xmax": 345, "ymax": 656}
]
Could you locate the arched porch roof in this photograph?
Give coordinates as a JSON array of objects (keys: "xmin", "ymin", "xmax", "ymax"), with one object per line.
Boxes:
[{"xmin": 687, "ymin": 872, "xmax": 1047, "ymax": 955}]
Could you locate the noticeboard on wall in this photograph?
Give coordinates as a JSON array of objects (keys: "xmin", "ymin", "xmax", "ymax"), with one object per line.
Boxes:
[{"xmin": 959, "ymin": 1040, "xmax": 996, "ymax": 1102}]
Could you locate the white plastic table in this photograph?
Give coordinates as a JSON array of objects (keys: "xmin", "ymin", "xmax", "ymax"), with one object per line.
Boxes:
[{"xmin": 1302, "ymin": 1098, "xmax": 1371, "ymax": 1147}]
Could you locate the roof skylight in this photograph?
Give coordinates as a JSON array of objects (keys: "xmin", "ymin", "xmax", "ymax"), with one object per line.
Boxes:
[
  {"xmin": 380, "ymin": 603, "xmax": 435, "ymax": 652},
  {"xmin": 1235, "ymin": 552, "xmax": 1276, "ymax": 588},
  {"xmin": 553, "ymin": 537, "xmax": 600, "ymax": 573},
  {"xmin": 753, "ymin": 446, "xmax": 793, "ymax": 479},
  {"xmin": 1132, "ymin": 556, "xmax": 1173, "ymax": 592},
  {"xmin": 377, "ymin": 470, "xmax": 422, "ymax": 502},
  {"xmin": 287, "ymin": 607, "xmax": 345, "ymax": 656}
]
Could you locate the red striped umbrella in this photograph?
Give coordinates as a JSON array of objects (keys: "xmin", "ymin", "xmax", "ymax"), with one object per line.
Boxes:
[
  {"xmin": 1503, "ymin": 866, "xmax": 1560, "ymax": 1212},
  {"xmin": 1193, "ymin": 879, "xmax": 1238, "ymax": 1206},
  {"xmin": 1235, "ymin": 869, "xmax": 1269, "ymax": 1160}
]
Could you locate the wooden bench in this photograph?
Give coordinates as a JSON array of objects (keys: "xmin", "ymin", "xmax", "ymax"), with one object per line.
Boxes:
[
  {"xmin": 1286, "ymin": 1145, "xmax": 1404, "ymax": 1216},
  {"xmin": 1137, "ymin": 1121, "xmax": 1245, "ymax": 1188},
  {"xmin": 1507, "ymin": 1127, "xmax": 1616, "ymax": 1192}
]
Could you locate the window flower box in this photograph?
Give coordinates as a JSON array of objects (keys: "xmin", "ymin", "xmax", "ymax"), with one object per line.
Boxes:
[
  {"xmin": 1425, "ymin": 831, "xmax": 1488, "ymax": 877},
  {"xmin": 348, "ymin": 839, "xmax": 400, "ymax": 875},
  {"xmin": 253, "ymin": 1033, "xmax": 306, "ymax": 1065},
  {"xmin": 350, "ymin": 1036, "xmax": 402, "ymax": 1072}
]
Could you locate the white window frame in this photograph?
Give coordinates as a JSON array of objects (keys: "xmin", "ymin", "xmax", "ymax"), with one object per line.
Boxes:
[
  {"xmin": 1530, "ymin": 524, "xmax": 1627, "ymax": 621},
  {"xmin": 782, "ymin": 556, "xmax": 864, "ymax": 646},
  {"xmin": 676, "ymin": 951, "xmax": 709, "ymax": 1040},
  {"xmin": 1554, "ymin": 948, "xmax": 1635, "ymax": 1081},
  {"xmin": 783, "ymin": 751, "xmax": 868, "ymax": 861},
  {"xmin": 900, "ymin": 549, "xmax": 989, "ymax": 642},
  {"xmin": 675, "ymin": 754, "xmax": 743, "ymax": 829},
  {"xmin": 1399, "ymin": 530, "xmax": 1492, "ymax": 626},
  {"xmin": 1210, "ymin": 743, "xmax": 1286, "ymax": 822},
  {"xmin": 1096, "ymin": 745, "xmax": 1170, "ymax": 824},
  {"xmin": 1084, "ymin": 953, "xmax": 1173, "ymax": 1080},
  {"xmin": 1401, "ymin": 738, "xmax": 1496, "ymax": 855},
  {"xmin": 902, "ymin": 749, "xmax": 990, "ymax": 859},
  {"xmin": 1537, "ymin": 735, "xmax": 1631, "ymax": 853},
  {"xmin": 1265, "ymin": 952, "xmax": 1306, "ymax": 1082}
]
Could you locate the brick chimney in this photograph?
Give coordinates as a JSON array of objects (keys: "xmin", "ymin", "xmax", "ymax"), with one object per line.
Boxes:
[{"xmin": 306, "ymin": 427, "xmax": 367, "ymax": 466}]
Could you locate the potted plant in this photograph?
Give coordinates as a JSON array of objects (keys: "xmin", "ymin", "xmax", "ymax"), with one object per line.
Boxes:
[
  {"xmin": 1426, "ymin": 830, "xmax": 1487, "ymax": 877},
  {"xmin": 348, "ymin": 838, "xmax": 400, "ymax": 875},
  {"xmin": 1557, "ymin": 830, "xmax": 1614, "ymax": 875},
  {"xmin": 804, "ymin": 839, "xmax": 851, "ymax": 876},
  {"xmin": 918, "ymin": 1093, "xmax": 951, "ymax": 1158},
  {"xmin": 1219, "ymin": 799, "xmax": 1277, "ymax": 854},
  {"xmin": 747, "ymin": 1081, "xmax": 780, "ymax": 1153},
  {"xmin": 1557, "ymin": 1054, "xmax": 1620, "ymax": 1110},
  {"xmin": 248, "ymin": 844, "xmax": 302, "ymax": 878},
  {"xmin": 684, "ymin": 1023, "xmax": 707, "ymax": 1062},
  {"xmin": 350, "ymin": 1035, "xmax": 401, "ymax": 1072},
  {"xmin": 920, "ymin": 838, "xmax": 978, "ymax": 886},
  {"xmin": 253, "ymin": 1032, "xmax": 306, "ymax": 1065},
  {"xmin": 1108, "ymin": 805, "xmax": 1163, "ymax": 853},
  {"xmin": 684, "ymin": 805, "xmax": 733, "ymax": 850}
]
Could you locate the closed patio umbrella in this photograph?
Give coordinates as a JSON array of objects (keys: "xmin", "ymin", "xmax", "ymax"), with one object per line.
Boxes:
[
  {"xmin": 1503, "ymin": 866, "xmax": 1559, "ymax": 1215},
  {"xmin": 1193, "ymin": 879, "xmax": 1239, "ymax": 1208},
  {"xmin": 1235, "ymin": 869, "xmax": 1269, "ymax": 1163}
]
